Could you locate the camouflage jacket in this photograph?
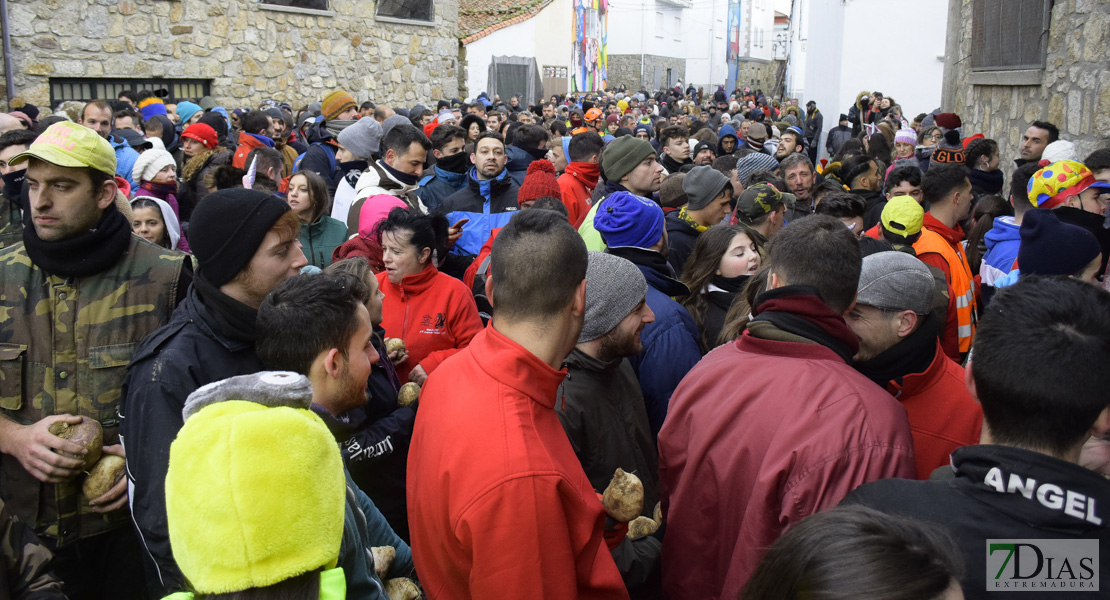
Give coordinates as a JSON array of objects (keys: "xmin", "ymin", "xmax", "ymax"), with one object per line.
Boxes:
[
  {"xmin": 0, "ymin": 192, "xmax": 20, "ymax": 251},
  {"xmin": 0, "ymin": 235, "xmax": 184, "ymax": 546},
  {"xmin": 0, "ymin": 497, "xmax": 65, "ymax": 600}
]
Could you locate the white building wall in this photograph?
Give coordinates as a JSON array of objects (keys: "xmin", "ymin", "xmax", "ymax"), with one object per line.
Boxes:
[
  {"xmin": 464, "ymin": 0, "xmax": 572, "ymax": 99},
  {"xmin": 685, "ymin": 0, "xmax": 728, "ymax": 89},
  {"xmin": 747, "ymin": 0, "xmax": 775, "ymax": 61},
  {"xmin": 787, "ymin": 0, "xmax": 947, "ymax": 159}
]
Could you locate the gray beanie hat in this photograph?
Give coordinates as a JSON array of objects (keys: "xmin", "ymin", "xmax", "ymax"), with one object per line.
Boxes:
[
  {"xmin": 682, "ymin": 166, "xmax": 730, "ymax": 211},
  {"xmin": 381, "ymin": 114, "xmax": 413, "ymax": 138},
  {"xmin": 337, "ymin": 117, "xmax": 383, "ymax": 160},
  {"xmin": 579, "ymin": 252, "xmax": 648, "ymax": 343},
  {"xmin": 735, "ymin": 152, "xmax": 780, "ymax": 187},
  {"xmin": 856, "ymin": 251, "xmax": 935, "ymax": 316}
]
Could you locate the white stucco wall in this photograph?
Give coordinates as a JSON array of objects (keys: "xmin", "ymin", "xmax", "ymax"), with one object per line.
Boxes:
[
  {"xmin": 787, "ymin": 0, "xmax": 947, "ymax": 159},
  {"xmin": 464, "ymin": 0, "xmax": 572, "ymax": 99},
  {"xmin": 685, "ymin": 0, "xmax": 729, "ymax": 88}
]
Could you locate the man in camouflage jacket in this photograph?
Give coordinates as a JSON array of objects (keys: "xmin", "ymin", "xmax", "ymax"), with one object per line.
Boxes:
[
  {"xmin": 0, "ymin": 121, "xmax": 187, "ymax": 600},
  {"xmin": 1, "ymin": 497, "xmax": 65, "ymax": 599}
]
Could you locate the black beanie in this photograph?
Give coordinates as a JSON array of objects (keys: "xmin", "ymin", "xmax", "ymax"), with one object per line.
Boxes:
[
  {"xmin": 197, "ymin": 111, "xmax": 229, "ymax": 143},
  {"xmin": 1018, "ymin": 209, "xmax": 1102, "ymax": 279},
  {"xmin": 189, "ymin": 189, "xmax": 291, "ymax": 286}
]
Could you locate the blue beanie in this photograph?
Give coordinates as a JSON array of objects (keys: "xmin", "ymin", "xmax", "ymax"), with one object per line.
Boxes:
[
  {"xmin": 177, "ymin": 101, "xmax": 202, "ymax": 125},
  {"xmin": 1017, "ymin": 209, "xmax": 1102, "ymax": 278},
  {"xmin": 594, "ymin": 191, "xmax": 665, "ymax": 249}
]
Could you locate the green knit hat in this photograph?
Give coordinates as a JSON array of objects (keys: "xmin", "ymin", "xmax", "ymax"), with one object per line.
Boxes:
[{"xmin": 602, "ymin": 136, "xmax": 656, "ymax": 183}]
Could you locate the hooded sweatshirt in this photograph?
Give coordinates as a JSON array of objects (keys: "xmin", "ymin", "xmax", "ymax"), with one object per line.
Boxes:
[
  {"xmin": 131, "ymin": 196, "xmax": 183, "ymax": 251},
  {"xmin": 979, "ymin": 216, "xmax": 1022, "ymax": 289}
]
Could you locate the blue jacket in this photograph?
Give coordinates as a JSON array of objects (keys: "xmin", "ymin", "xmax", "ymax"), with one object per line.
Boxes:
[
  {"xmin": 442, "ymin": 168, "xmax": 520, "ymax": 256},
  {"xmin": 607, "ymin": 246, "xmax": 702, "ymax": 440},
  {"xmin": 980, "ymin": 216, "xmax": 1021, "ymax": 292},
  {"xmin": 111, "ymin": 135, "xmax": 140, "ymax": 190},
  {"xmin": 418, "ymin": 165, "xmax": 468, "ymax": 212},
  {"xmin": 504, "ymin": 144, "xmax": 539, "ymax": 187}
]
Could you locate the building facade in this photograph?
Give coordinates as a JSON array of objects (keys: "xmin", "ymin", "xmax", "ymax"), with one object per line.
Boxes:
[
  {"xmin": 941, "ymin": 0, "xmax": 1110, "ymax": 165},
  {"xmin": 1, "ymin": 0, "xmax": 460, "ymax": 110}
]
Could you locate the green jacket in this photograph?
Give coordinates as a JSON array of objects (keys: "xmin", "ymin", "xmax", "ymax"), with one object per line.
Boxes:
[
  {"xmin": 0, "ymin": 235, "xmax": 185, "ymax": 545},
  {"xmin": 299, "ymin": 216, "xmax": 349, "ymax": 269}
]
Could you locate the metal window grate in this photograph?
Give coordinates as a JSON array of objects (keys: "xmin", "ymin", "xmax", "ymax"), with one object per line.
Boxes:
[
  {"xmin": 261, "ymin": 0, "xmax": 329, "ymax": 9},
  {"xmin": 377, "ymin": 0, "xmax": 433, "ymax": 22},
  {"xmin": 971, "ymin": 0, "xmax": 1052, "ymax": 71},
  {"xmin": 49, "ymin": 78, "xmax": 212, "ymax": 105}
]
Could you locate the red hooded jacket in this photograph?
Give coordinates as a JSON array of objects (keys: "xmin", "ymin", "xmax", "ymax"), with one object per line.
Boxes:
[
  {"xmin": 886, "ymin": 340, "xmax": 982, "ymax": 479},
  {"xmin": 408, "ymin": 326, "xmax": 629, "ymax": 599},
  {"xmin": 376, "ymin": 262, "xmax": 483, "ymax": 382}
]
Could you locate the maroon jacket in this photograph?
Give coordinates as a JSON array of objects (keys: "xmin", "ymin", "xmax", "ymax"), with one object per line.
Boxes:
[{"xmin": 657, "ymin": 332, "xmax": 915, "ymax": 599}]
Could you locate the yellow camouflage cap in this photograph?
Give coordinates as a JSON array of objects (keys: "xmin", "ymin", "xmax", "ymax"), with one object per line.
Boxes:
[
  {"xmin": 734, "ymin": 183, "xmax": 794, "ymax": 222},
  {"xmin": 881, "ymin": 195, "xmax": 924, "ymax": 236},
  {"xmin": 10, "ymin": 121, "xmax": 116, "ymax": 177}
]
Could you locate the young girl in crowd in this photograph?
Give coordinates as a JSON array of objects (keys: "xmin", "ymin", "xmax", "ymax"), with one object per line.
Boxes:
[
  {"xmin": 130, "ymin": 197, "xmax": 184, "ymax": 251},
  {"xmin": 132, "ymin": 147, "xmax": 191, "ymax": 252},
  {"xmin": 679, "ymin": 225, "xmax": 762, "ymax": 353},
  {"xmin": 287, "ymin": 170, "xmax": 348, "ymax": 269}
]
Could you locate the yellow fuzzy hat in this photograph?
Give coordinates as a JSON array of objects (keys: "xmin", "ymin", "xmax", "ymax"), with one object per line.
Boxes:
[{"xmin": 166, "ymin": 372, "xmax": 346, "ymax": 594}]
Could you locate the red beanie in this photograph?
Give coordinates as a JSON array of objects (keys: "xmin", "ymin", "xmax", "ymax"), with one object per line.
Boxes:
[
  {"xmin": 935, "ymin": 113, "xmax": 962, "ymax": 130},
  {"xmin": 518, "ymin": 159, "xmax": 562, "ymax": 205},
  {"xmin": 182, "ymin": 123, "xmax": 219, "ymax": 150}
]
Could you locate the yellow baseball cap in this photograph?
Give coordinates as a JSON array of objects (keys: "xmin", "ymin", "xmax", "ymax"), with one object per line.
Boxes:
[
  {"xmin": 10, "ymin": 121, "xmax": 116, "ymax": 177},
  {"xmin": 881, "ymin": 195, "xmax": 924, "ymax": 236}
]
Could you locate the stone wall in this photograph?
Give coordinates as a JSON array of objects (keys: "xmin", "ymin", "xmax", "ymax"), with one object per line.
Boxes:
[
  {"xmin": 1, "ymin": 0, "xmax": 460, "ymax": 110},
  {"xmin": 732, "ymin": 59, "xmax": 780, "ymax": 94},
  {"xmin": 607, "ymin": 54, "xmax": 685, "ymax": 91},
  {"xmin": 942, "ymin": 0, "xmax": 1110, "ymax": 169}
]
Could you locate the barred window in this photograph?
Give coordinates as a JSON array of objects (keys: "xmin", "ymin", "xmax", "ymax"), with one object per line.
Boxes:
[
  {"xmin": 50, "ymin": 78, "xmax": 212, "ymax": 105},
  {"xmin": 971, "ymin": 0, "xmax": 1052, "ymax": 71},
  {"xmin": 261, "ymin": 0, "xmax": 329, "ymax": 10},
  {"xmin": 377, "ymin": 0, "xmax": 433, "ymax": 22}
]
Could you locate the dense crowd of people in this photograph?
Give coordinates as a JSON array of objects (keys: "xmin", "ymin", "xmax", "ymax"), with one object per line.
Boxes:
[{"xmin": 0, "ymin": 82, "xmax": 1108, "ymax": 600}]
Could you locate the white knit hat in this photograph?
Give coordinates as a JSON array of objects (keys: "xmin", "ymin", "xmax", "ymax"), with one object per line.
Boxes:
[
  {"xmin": 131, "ymin": 148, "xmax": 176, "ymax": 184},
  {"xmin": 1041, "ymin": 140, "xmax": 1076, "ymax": 164}
]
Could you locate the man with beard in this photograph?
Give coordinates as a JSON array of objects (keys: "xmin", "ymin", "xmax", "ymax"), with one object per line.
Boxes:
[
  {"xmin": 774, "ymin": 126, "xmax": 805, "ymax": 163},
  {"xmin": 442, "ymin": 131, "xmax": 521, "ymax": 257},
  {"xmin": 846, "ymin": 252, "xmax": 982, "ymax": 479},
  {"xmin": 780, "ymin": 153, "xmax": 817, "ymax": 221},
  {"xmin": 556, "ymin": 252, "xmax": 663, "ymax": 598},
  {"xmin": 578, "ymin": 136, "xmax": 665, "ymax": 251},
  {"xmin": 595, "ymin": 192, "xmax": 702, "ymax": 439},
  {"xmin": 257, "ymin": 269, "xmax": 417, "ymax": 543},
  {"xmin": 1015, "ymin": 120, "xmax": 1058, "ymax": 167},
  {"xmin": 119, "ymin": 189, "xmax": 308, "ymax": 596}
]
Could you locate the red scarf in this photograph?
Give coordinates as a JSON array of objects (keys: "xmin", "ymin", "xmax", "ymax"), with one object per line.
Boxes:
[{"xmin": 564, "ymin": 162, "xmax": 600, "ymax": 191}]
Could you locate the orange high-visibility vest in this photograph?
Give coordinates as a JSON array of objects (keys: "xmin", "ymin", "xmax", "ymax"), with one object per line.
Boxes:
[{"xmin": 914, "ymin": 228, "xmax": 977, "ymax": 353}]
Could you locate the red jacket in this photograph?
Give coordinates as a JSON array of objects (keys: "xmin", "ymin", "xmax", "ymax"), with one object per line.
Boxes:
[
  {"xmin": 407, "ymin": 326, "xmax": 629, "ymax": 600},
  {"xmin": 658, "ymin": 334, "xmax": 915, "ymax": 599},
  {"xmin": 887, "ymin": 340, "xmax": 982, "ymax": 479},
  {"xmin": 558, "ymin": 163, "xmax": 600, "ymax": 228},
  {"xmin": 377, "ymin": 262, "xmax": 483, "ymax": 383},
  {"xmin": 231, "ymin": 131, "xmax": 271, "ymax": 169}
]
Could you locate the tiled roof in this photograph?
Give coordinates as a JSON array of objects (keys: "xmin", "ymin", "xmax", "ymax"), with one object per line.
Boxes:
[{"xmin": 459, "ymin": 0, "xmax": 555, "ymax": 44}]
